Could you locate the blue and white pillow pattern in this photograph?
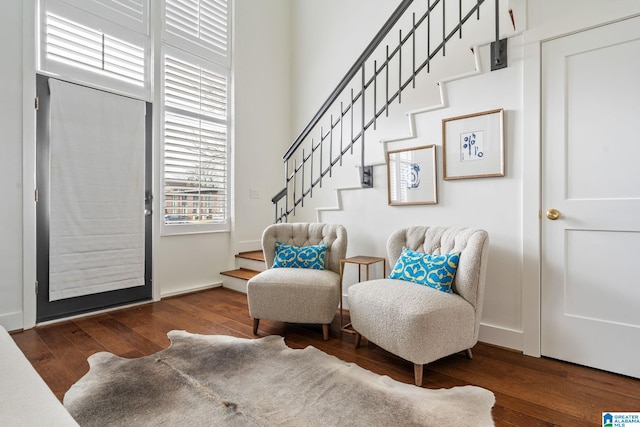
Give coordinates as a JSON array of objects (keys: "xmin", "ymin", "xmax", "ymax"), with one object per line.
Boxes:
[
  {"xmin": 389, "ymin": 247, "xmax": 460, "ymax": 293},
  {"xmin": 272, "ymin": 241, "xmax": 327, "ymax": 270}
]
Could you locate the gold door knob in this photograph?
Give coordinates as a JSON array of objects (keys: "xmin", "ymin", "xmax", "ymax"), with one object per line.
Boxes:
[{"xmin": 546, "ymin": 209, "xmax": 560, "ymax": 220}]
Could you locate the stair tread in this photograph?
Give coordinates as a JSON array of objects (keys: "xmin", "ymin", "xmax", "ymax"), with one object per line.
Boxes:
[
  {"xmin": 236, "ymin": 250, "xmax": 265, "ymax": 262},
  {"xmin": 220, "ymin": 268, "xmax": 261, "ymax": 280}
]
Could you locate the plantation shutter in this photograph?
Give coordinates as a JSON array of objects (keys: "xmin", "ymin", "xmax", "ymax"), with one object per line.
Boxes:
[
  {"xmin": 40, "ymin": 0, "xmax": 150, "ymax": 98},
  {"xmin": 163, "ymin": 51, "xmax": 229, "ymax": 227},
  {"xmin": 162, "ymin": 0, "xmax": 230, "ymax": 231},
  {"xmin": 48, "ymin": 0, "xmax": 149, "ymax": 33},
  {"xmin": 164, "ymin": 0, "xmax": 229, "ymax": 64}
]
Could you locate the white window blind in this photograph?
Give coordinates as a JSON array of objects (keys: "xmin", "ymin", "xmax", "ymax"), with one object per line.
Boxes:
[
  {"xmin": 52, "ymin": 0, "xmax": 149, "ymax": 34},
  {"xmin": 39, "ymin": 0, "xmax": 150, "ymax": 98},
  {"xmin": 163, "ymin": 51, "xmax": 229, "ymax": 229},
  {"xmin": 164, "ymin": 0, "xmax": 229, "ymax": 64}
]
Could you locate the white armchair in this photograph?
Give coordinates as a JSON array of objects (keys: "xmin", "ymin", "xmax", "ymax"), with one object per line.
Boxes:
[
  {"xmin": 247, "ymin": 223, "xmax": 348, "ymax": 340},
  {"xmin": 347, "ymin": 226, "xmax": 489, "ymax": 386}
]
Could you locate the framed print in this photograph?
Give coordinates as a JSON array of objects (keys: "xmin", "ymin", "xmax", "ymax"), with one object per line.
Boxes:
[
  {"xmin": 386, "ymin": 145, "xmax": 437, "ymax": 206},
  {"xmin": 442, "ymin": 108, "xmax": 505, "ymax": 180}
]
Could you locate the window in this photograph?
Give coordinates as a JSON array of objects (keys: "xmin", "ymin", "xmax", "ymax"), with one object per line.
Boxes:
[
  {"xmin": 37, "ymin": 0, "xmax": 231, "ymax": 233},
  {"xmin": 39, "ymin": 0, "xmax": 150, "ymax": 99},
  {"xmin": 162, "ymin": 0, "xmax": 231, "ymax": 232}
]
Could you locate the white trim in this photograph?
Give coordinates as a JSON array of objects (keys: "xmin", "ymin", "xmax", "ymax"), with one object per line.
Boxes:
[
  {"xmin": 23, "ymin": 0, "xmax": 38, "ymax": 330},
  {"xmin": 478, "ymin": 323, "xmax": 523, "ymax": 351},
  {"xmin": 0, "ymin": 312, "xmax": 26, "ymax": 333},
  {"xmin": 521, "ymin": 36, "xmax": 542, "ymax": 357},
  {"xmin": 160, "ymin": 281, "xmax": 222, "ymax": 298}
]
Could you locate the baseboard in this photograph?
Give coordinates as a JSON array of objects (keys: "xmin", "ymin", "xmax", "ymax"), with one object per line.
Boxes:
[
  {"xmin": 160, "ymin": 282, "xmax": 223, "ymax": 299},
  {"xmin": 0, "ymin": 311, "xmax": 24, "ymax": 332},
  {"xmin": 478, "ymin": 323, "xmax": 523, "ymax": 352}
]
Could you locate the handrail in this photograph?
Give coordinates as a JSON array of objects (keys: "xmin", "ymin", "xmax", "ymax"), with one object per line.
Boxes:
[{"xmin": 283, "ymin": 0, "xmax": 414, "ymax": 161}]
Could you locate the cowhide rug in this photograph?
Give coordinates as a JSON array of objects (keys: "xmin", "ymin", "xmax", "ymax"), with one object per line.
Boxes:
[{"xmin": 64, "ymin": 331, "xmax": 495, "ymax": 426}]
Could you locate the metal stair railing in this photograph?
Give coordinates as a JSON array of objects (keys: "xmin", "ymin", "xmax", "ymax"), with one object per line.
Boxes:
[{"xmin": 273, "ymin": 0, "xmax": 488, "ymax": 223}]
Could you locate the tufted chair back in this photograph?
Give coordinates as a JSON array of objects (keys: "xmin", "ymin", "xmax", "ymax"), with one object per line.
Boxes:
[{"xmin": 262, "ymin": 223, "xmax": 348, "ymax": 274}]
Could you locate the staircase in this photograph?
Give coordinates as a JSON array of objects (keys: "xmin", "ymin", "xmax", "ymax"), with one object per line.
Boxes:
[
  {"xmin": 220, "ymin": 250, "xmax": 265, "ymax": 293},
  {"xmin": 271, "ymin": 0, "xmax": 507, "ymax": 223}
]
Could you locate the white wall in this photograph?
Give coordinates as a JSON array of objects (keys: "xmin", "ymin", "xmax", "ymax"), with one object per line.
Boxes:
[
  {"xmin": 0, "ymin": 0, "xmax": 24, "ymax": 330},
  {"xmin": 232, "ymin": 0, "xmax": 292, "ymax": 253},
  {"xmin": 286, "ymin": 0, "xmax": 640, "ymax": 352}
]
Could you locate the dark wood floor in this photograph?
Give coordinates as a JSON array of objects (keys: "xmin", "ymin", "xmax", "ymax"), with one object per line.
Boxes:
[{"xmin": 11, "ymin": 287, "xmax": 640, "ymax": 427}]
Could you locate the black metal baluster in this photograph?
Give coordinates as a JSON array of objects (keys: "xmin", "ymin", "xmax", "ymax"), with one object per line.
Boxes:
[
  {"xmin": 292, "ymin": 158, "xmax": 297, "ymax": 216},
  {"xmin": 329, "ymin": 115, "xmax": 334, "ymax": 175},
  {"xmin": 427, "ymin": 1, "xmax": 431, "ymax": 72},
  {"xmin": 285, "ymin": 161, "xmax": 289, "ymax": 220},
  {"xmin": 373, "ymin": 60, "xmax": 377, "ymax": 129},
  {"xmin": 412, "ymin": 13, "xmax": 416, "ymax": 88},
  {"xmin": 443, "ymin": 0, "xmax": 446, "ymax": 57},
  {"xmin": 350, "ymin": 88, "xmax": 354, "ymax": 154},
  {"xmin": 385, "ymin": 45, "xmax": 389, "ymax": 116},
  {"xmin": 459, "ymin": 0, "xmax": 462, "ymax": 38},
  {"xmin": 340, "ymin": 103, "xmax": 344, "ymax": 165},
  {"xmin": 301, "ymin": 149, "xmax": 305, "ymax": 207},
  {"xmin": 310, "ymin": 141, "xmax": 314, "ymax": 197},
  {"xmin": 319, "ymin": 128, "xmax": 323, "ymax": 187},
  {"xmin": 361, "ymin": 63, "xmax": 366, "ymax": 172},
  {"xmin": 398, "ymin": 29, "xmax": 402, "ymax": 104}
]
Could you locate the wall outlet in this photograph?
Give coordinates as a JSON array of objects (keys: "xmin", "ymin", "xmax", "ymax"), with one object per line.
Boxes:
[{"xmin": 250, "ymin": 188, "xmax": 260, "ymax": 198}]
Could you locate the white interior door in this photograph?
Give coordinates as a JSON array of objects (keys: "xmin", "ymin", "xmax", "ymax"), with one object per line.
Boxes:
[{"xmin": 541, "ymin": 16, "xmax": 640, "ymax": 378}]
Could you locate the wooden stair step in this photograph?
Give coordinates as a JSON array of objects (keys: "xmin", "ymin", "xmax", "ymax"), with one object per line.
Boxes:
[
  {"xmin": 236, "ymin": 250, "xmax": 264, "ymax": 262},
  {"xmin": 220, "ymin": 268, "xmax": 260, "ymax": 281}
]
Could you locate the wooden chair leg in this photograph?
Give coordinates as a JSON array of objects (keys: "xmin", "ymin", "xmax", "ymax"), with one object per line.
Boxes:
[
  {"xmin": 322, "ymin": 324, "xmax": 330, "ymax": 340},
  {"xmin": 252, "ymin": 318, "xmax": 260, "ymax": 335},
  {"xmin": 466, "ymin": 348, "xmax": 473, "ymax": 359},
  {"xmin": 414, "ymin": 364, "xmax": 424, "ymax": 387},
  {"xmin": 354, "ymin": 331, "xmax": 362, "ymax": 348}
]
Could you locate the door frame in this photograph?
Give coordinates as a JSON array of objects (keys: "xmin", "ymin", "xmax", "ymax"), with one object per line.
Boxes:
[
  {"xmin": 35, "ymin": 75, "xmax": 153, "ymax": 322},
  {"xmin": 521, "ymin": 12, "xmax": 640, "ymax": 357}
]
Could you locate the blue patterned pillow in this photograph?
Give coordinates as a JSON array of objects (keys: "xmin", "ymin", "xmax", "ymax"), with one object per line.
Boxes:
[
  {"xmin": 272, "ymin": 242, "xmax": 327, "ymax": 270},
  {"xmin": 389, "ymin": 247, "xmax": 460, "ymax": 293}
]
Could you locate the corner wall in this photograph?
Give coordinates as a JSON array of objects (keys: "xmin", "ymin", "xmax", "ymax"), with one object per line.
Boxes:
[{"xmin": 0, "ymin": 0, "xmax": 25, "ymax": 330}]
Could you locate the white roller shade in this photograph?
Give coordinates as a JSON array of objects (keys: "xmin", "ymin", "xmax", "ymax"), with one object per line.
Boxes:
[{"xmin": 48, "ymin": 79, "xmax": 146, "ymax": 301}]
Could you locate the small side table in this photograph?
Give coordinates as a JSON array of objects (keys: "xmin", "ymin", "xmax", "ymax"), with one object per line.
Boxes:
[{"xmin": 339, "ymin": 256, "xmax": 386, "ymax": 334}]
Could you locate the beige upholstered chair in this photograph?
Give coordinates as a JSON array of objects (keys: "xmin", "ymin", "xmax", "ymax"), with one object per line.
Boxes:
[
  {"xmin": 347, "ymin": 226, "xmax": 489, "ymax": 386},
  {"xmin": 247, "ymin": 223, "xmax": 348, "ymax": 340}
]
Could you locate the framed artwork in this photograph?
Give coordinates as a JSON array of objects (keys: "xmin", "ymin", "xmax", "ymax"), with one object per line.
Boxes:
[
  {"xmin": 386, "ymin": 145, "xmax": 437, "ymax": 206},
  {"xmin": 442, "ymin": 108, "xmax": 505, "ymax": 180}
]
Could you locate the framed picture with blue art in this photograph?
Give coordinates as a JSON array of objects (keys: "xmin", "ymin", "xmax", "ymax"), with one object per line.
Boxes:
[
  {"xmin": 442, "ymin": 108, "xmax": 505, "ymax": 180},
  {"xmin": 386, "ymin": 145, "xmax": 437, "ymax": 206}
]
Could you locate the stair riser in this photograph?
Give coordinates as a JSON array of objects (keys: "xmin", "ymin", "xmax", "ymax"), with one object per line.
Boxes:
[
  {"xmin": 222, "ymin": 276, "xmax": 248, "ymax": 294},
  {"xmin": 236, "ymin": 258, "xmax": 267, "ymax": 272}
]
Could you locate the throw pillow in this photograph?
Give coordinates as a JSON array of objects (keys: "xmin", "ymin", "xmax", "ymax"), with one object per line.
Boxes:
[
  {"xmin": 272, "ymin": 242, "xmax": 327, "ymax": 270},
  {"xmin": 389, "ymin": 247, "xmax": 460, "ymax": 293}
]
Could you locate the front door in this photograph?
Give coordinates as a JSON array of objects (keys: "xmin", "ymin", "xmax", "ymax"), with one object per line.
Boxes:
[
  {"xmin": 36, "ymin": 76, "xmax": 153, "ymax": 322},
  {"xmin": 541, "ymin": 16, "xmax": 640, "ymax": 378}
]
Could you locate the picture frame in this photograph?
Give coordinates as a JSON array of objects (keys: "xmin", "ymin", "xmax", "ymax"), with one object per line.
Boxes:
[
  {"xmin": 386, "ymin": 144, "xmax": 437, "ymax": 206},
  {"xmin": 442, "ymin": 108, "xmax": 505, "ymax": 180}
]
